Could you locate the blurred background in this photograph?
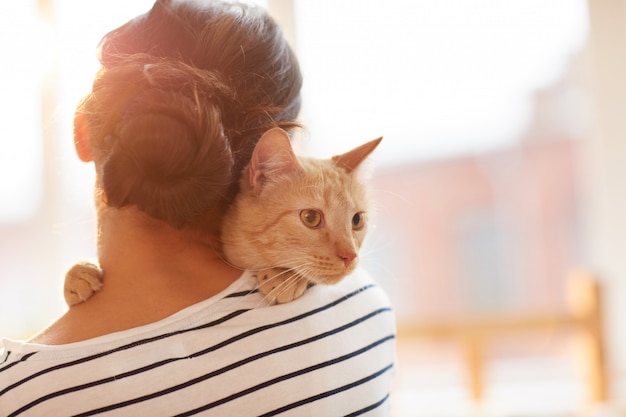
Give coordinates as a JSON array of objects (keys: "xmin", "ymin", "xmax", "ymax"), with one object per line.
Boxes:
[{"xmin": 1, "ymin": 0, "xmax": 625, "ymax": 416}]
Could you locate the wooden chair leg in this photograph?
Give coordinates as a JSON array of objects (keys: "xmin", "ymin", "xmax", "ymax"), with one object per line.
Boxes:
[
  {"xmin": 567, "ymin": 272, "xmax": 608, "ymax": 402},
  {"xmin": 464, "ymin": 335, "xmax": 484, "ymax": 402}
]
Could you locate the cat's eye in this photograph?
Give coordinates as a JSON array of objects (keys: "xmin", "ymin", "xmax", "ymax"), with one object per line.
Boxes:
[
  {"xmin": 300, "ymin": 209, "xmax": 323, "ymax": 228},
  {"xmin": 352, "ymin": 212, "xmax": 366, "ymax": 230}
]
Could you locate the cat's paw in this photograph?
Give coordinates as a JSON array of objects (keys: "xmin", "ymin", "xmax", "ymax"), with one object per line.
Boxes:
[
  {"xmin": 256, "ymin": 268, "xmax": 309, "ymax": 305},
  {"xmin": 64, "ymin": 261, "xmax": 103, "ymax": 306}
]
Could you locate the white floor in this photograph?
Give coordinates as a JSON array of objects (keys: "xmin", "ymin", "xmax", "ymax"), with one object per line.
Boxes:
[{"xmin": 391, "ymin": 356, "xmax": 625, "ymax": 417}]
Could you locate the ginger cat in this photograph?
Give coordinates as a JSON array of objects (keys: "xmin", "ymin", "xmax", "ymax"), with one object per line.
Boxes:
[{"xmin": 64, "ymin": 128, "xmax": 381, "ymax": 305}]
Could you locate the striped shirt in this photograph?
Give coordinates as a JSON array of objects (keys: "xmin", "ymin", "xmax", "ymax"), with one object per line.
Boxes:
[{"xmin": 0, "ymin": 270, "xmax": 395, "ymax": 416}]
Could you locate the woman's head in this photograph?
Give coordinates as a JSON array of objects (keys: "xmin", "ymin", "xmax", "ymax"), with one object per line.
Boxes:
[{"xmin": 77, "ymin": 0, "xmax": 302, "ymax": 229}]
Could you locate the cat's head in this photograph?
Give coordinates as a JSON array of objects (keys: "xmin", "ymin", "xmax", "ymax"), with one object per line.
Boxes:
[{"xmin": 221, "ymin": 127, "xmax": 381, "ymax": 285}]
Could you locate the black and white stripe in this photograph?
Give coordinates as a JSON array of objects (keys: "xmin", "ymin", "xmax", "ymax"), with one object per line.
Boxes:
[{"xmin": 1, "ymin": 270, "xmax": 396, "ymax": 416}]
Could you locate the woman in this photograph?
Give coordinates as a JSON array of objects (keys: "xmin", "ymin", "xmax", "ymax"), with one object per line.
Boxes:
[{"xmin": 0, "ymin": 1, "xmax": 395, "ymax": 415}]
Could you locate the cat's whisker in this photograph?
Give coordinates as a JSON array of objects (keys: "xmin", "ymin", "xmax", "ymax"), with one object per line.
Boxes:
[
  {"xmin": 251, "ymin": 262, "xmax": 320, "ymax": 304},
  {"xmin": 207, "ymin": 244, "xmax": 245, "ymax": 271},
  {"xmin": 257, "ymin": 263, "xmax": 313, "ymax": 282},
  {"xmin": 368, "ymin": 187, "xmax": 413, "ymax": 206},
  {"xmin": 268, "ymin": 272, "xmax": 307, "ymax": 303}
]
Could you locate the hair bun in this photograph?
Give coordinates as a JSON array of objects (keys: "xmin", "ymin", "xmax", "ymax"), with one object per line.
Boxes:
[
  {"xmin": 82, "ymin": 0, "xmax": 303, "ymax": 231},
  {"xmin": 101, "ymin": 65, "xmax": 234, "ymax": 227}
]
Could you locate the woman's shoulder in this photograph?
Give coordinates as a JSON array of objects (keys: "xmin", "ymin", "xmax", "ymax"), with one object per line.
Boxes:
[
  {"xmin": 299, "ymin": 268, "xmax": 393, "ymax": 315},
  {"xmin": 248, "ymin": 268, "xmax": 396, "ymax": 347},
  {"xmin": 1, "ymin": 269, "xmax": 393, "ymax": 358},
  {"xmin": 0, "ymin": 269, "xmax": 396, "ymax": 417}
]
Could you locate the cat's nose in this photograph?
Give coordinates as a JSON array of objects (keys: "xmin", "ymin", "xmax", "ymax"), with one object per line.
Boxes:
[{"xmin": 338, "ymin": 252, "xmax": 357, "ymax": 268}]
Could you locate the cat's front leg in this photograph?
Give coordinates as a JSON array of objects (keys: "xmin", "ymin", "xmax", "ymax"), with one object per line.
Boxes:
[
  {"xmin": 256, "ymin": 268, "xmax": 309, "ymax": 305},
  {"xmin": 64, "ymin": 261, "xmax": 104, "ymax": 306}
]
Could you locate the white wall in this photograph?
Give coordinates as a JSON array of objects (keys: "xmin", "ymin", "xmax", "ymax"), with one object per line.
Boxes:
[{"xmin": 583, "ymin": 0, "xmax": 626, "ymax": 403}]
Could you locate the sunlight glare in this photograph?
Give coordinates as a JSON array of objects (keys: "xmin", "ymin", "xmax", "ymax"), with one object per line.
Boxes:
[
  {"xmin": 295, "ymin": 0, "xmax": 588, "ymax": 165},
  {"xmin": 0, "ymin": 2, "xmax": 55, "ymax": 222}
]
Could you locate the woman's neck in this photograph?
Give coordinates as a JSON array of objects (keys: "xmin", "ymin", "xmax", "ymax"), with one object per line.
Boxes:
[
  {"xmin": 31, "ymin": 207, "xmax": 242, "ymax": 345},
  {"xmin": 98, "ymin": 207, "xmax": 233, "ymax": 295}
]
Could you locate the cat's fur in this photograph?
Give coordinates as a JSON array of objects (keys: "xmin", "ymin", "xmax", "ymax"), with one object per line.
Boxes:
[{"xmin": 64, "ymin": 128, "xmax": 381, "ymax": 305}]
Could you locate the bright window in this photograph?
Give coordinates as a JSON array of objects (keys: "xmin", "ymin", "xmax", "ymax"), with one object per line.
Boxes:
[{"xmin": 0, "ymin": 2, "xmax": 51, "ymax": 222}]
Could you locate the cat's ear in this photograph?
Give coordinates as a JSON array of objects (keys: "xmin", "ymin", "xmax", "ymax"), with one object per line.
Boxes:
[
  {"xmin": 73, "ymin": 113, "xmax": 93, "ymax": 162},
  {"xmin": 249, "ymin": 127, "xmax": 300, "ymax": 193},
  {"xmin": 332, "ymin": 137, "xmax": 382, "ymax": 173}
]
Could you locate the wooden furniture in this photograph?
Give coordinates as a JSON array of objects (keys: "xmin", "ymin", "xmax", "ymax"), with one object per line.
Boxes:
[{"xmin": 397, "ymin": 271, "xmax": 607, "ymax": 403}]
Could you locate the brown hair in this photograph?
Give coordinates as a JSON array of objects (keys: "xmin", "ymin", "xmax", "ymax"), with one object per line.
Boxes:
[{"xmin": 78, "ymin": 0, "xmax": 302, "ymax": 228}]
